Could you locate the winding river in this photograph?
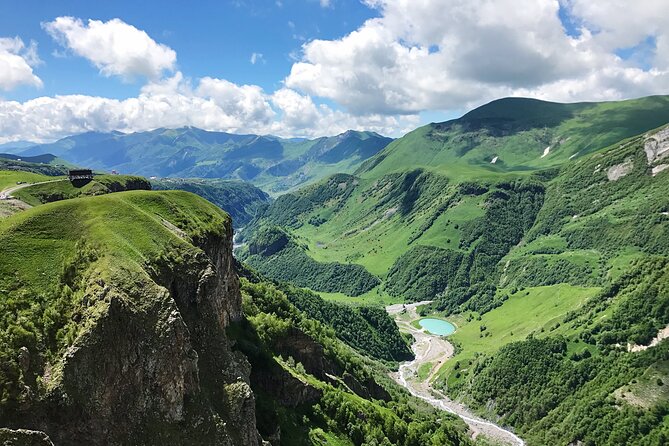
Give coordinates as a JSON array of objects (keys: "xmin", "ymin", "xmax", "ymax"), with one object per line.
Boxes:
[{"xmin": 386, "ymin": 301, "xmax": 525, "ymax": 446}]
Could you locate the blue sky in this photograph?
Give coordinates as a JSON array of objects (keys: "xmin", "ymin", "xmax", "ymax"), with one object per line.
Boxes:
[
  {"xmin": 0, "ymin": 0, "xmax": 668, "ymax": 143},
  {"xmin": 0, "ymin": 0, "xmax": 377, "ymax": 102}
]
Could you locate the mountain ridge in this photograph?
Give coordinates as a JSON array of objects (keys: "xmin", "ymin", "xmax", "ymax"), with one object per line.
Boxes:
[
  {"xmin": 357, "ymin": 95, "xmax": 669, "ymax": 180},
  {"xmin": 15, "ymin": 128, "xmax": 393, "ymax": 194}
]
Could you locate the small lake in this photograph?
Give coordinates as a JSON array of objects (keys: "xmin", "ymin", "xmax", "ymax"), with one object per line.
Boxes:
[{"xmin": 418, "ymin": 318, "xmax": 456, "ymax": 336}]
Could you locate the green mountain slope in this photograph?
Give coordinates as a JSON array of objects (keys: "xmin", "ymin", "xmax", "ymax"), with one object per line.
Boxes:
[
  {"xmin": 0, "ymin": 156, "xmax": 70, "ymax": 177},
  {"xmin": 242, "ymin": 96, "xmax": 669, "ymax": 444},
  {"xmin": 358, "ymin": 95, "xmax": 669, "ymax": 180},
  {"xmin": 17, "ymin": 128, "xmax": 392, "ymax": 194},
  {"xmin": 244, "ymin": 96, "xmax": 669, "ymax": 305},
  {"xmin": 0, "ymin": 152, "xmax": 73, "ymax": 167}
]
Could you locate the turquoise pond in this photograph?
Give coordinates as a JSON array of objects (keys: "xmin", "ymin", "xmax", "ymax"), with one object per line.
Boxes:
[{"xmin": 418, "ymin": 318, "xmax": 456, "ymax": 336}]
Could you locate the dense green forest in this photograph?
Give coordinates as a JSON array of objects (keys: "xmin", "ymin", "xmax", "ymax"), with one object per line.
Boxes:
[
  {"xmin": 236, "ymin": 277, "xmax": 471, "ymax": 446},
  {"xmin": 260, "ymin": 173, "xmax": 359, "ymax": 228},
  {"xmin": 278, "ymin": 282, "xmax": 412, "ymax": 362},
  {"xmin": 385, "ymin": 245, "xmax": 463, "ymax": 302}
]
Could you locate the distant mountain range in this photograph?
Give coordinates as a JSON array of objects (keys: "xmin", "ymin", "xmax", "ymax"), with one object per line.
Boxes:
[
  {"xmin": 0, "ymin": 140, "xmax": 38, "ymax": 151},
  {"xmin": 0, "ymin": 153, "xmax": 60, "ymax": 164},
  {"xmin": 10, "ymin": 128, "xmax": 393, "ymax": 194}
]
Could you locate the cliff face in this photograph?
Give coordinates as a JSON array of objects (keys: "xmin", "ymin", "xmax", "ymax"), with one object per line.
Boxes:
[{"xmin": 7, "ymin": 204, "xmax": 262, "ymax": 445}]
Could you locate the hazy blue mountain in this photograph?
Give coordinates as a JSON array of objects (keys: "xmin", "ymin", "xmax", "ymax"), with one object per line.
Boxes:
[
  {"xmin": 0, "ymin": 141, "xmax": 39, "ymax": 153},
  {"xmin": 18, "ymin": 128, "xmax": 393, "ymax": 194}
]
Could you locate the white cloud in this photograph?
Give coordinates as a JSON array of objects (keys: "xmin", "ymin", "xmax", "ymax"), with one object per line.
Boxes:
[
  {"xmin": 43, "ymin": 17, "xmax": 176, "ymax": 80},
  {"xmin": 269, "ymin": 88, "xmax": 419, "ymax": 137},
  {"xmin": 286, "ymin": 0, "xmax": 669, "ymax": 115},
  {"xmin": 320, "ymin": 0, "xmax": 332, "ymax": 7},
  {"xmin": 250, "ymin": 52, "xmax": 265, "ymax": 64},
  {"xmin": 0, "ymin": 37, "xmax": 42, "ymax": 91},
  {"xmin": 196, "ymin": 76, "xmax": 275, "ymax": 125},
  {"xmin": 0, "ymin": 78, "xmax": 414, "ymax": 143},
  {"xmin": 271, "ymin": 87, "xmax": 322, "ymax": 131},
  {"xmin": 3, "ymin": 4, "xmax": 669, "ymax": 143},
  {"xmin": 564, "ymin": 0, "xmax": 669, "ymax": 69}
]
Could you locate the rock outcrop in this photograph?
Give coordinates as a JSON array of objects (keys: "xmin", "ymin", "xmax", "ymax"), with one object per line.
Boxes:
[
  {"xmin": 0, "ymin": 428, "xmax": 54, "ymax": 446},
  {"xmin": 644, "ymin": 127, "xmax": 669, "ymax": 165},
  {"xmin": 606, "ymin": 159, "xmax": 634, "ymax": 181}
]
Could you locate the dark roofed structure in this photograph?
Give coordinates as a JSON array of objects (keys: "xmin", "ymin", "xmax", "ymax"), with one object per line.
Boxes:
[{"xmin": 69, "ymin": 169, "xmax": 93, "ymax": 181}]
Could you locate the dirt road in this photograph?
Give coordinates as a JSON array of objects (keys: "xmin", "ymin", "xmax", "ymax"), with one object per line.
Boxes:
[
  {"xmin": 0, "ymin": 179, "xmax": 62, "ymax": 200},
  {"xmin": 387, "ymin": 301, "xmax": 524, "ymax": 446}
]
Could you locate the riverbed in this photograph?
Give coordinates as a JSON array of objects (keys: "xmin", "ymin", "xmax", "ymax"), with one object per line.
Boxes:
[{"xmin": 386, "ymin": 301, "xmax": 524, "ymax": 446}]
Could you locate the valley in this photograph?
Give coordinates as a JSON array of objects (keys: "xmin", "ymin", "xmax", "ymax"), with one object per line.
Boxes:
[
  {"xmin": 2, "ymin": 95, "xmax": 669, "ymax": 445},
  {"xmin": 238, "ymin": 96, "xmax": 669, "ymax": 444},
  {"xmin": 4, "ymin": 2, "xmax": 669, "ymax": 444},
  {"xmin": 388, "ymin": 301, "xmax": 524, "ymax": 446}
]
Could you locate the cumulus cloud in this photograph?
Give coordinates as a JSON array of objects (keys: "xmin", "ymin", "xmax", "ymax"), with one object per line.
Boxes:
[
  {"xmin": 3, "ymin": 4, "xmax": 669, "ymax": 143},
  {"xmin": 564, "ymin": 0, "xmax": 669, "ymax": 70},
  {"xmin": 3, "ymin": 16, "xmax": 412, "ymax": 143},
  {"xmin": 0, "ymin": 37, "xmax": 42, "ymax": 91},
  {"xmin": 196, "ymin": 76, "xmax": 275, "ymax": 125},
  {"xmin": 43, "ymin": 17, "xmax": 176, "ymax": 80},
  {"xmin": 269, "ymin": 87, "xmax": 418, "ymax": 137},
  {"xmin": 286, "ymin": 0, "xmax": 669, "ymax": 114},
  {"xmin": 0, "ymin": 78, "xmax": 415, "ymax": 143}
]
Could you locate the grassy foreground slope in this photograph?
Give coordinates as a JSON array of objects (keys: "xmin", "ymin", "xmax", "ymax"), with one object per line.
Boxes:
[
  {"xmin": 151, "ymin": 177, "xmax": 270, "ymax": 227},
  {"xmin": 0, "ymin": 191, "xmax": 229, "ymax": 379},
  {"xmin": 0, "ymin": 190, "xmax": 256, "ymax": 443}
]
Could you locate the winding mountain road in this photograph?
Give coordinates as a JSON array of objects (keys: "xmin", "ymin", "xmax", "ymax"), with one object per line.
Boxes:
[
  {"xmin": 387, "ymin": 301, "xmax": 524, "ymax": 446},
  {"xmin": 0, "ymin": 179, "xmax": 62, "ymax": 200}
]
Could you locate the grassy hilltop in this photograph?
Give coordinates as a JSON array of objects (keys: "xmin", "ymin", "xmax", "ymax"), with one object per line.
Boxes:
[{"xmin": 13, "ymin": 175, "xmax": 150, "ymax": 206}]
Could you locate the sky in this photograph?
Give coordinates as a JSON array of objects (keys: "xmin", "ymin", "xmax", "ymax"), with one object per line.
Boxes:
[{"xmin": 1, "ymin": 0, "xmax": 669, "ymax": 143}]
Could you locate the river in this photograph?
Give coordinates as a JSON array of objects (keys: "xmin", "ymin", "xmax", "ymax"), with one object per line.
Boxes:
[{"xmin": 386, "ymin": 301, "xmax": 525, "ymax": 446}]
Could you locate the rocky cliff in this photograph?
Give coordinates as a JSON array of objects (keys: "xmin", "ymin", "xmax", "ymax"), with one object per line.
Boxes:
[{"xmin": 0, "ymin": 191, "xmax": 262, "ymax": 445}]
